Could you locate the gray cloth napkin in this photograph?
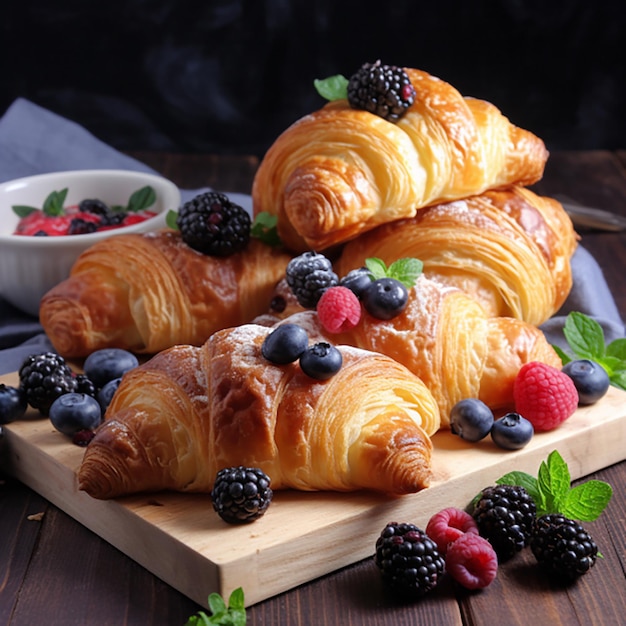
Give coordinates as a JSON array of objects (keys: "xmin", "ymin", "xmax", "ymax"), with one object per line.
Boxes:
[{"xmin": 0, "ymin": 98, "xmax": 623, "ymax": 376}]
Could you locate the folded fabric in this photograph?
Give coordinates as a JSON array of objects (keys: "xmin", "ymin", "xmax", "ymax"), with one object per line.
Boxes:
[{"xmin": 0, "ymin": 98, "xmax": 623, "ymax": 376}]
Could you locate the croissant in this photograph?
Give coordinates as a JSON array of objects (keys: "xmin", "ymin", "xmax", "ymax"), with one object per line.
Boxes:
[
  {"xmin": 262, "ymin": 275, "xmax": 561, "ymax": 423},
  {"xmin": 337, "ymin": 186, "xmax": 578, "ymax": 326},
  {"xmin": 77, "ymin": 323, "xmax": 440, "ymax": 499},
  {"xmin": 39, "ymin": 231, "xmax": 293, "ymax": 358},
  {"xmin": 252, "ymin": 68, "xmax": 549, "ymax": 252}
]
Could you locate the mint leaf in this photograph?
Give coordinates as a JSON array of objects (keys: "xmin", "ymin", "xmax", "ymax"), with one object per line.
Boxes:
[
  {"xmin": 537, "ymin": 450, "xmax": 571, "ymax": 514},
  {"xmin": 363, "ymin": 257, "xmax": 423, "ymax": 287},
  {"xmin": 126, "ymin": 185, "xmax": 156, "ymax": 212},
  {"xmin": 185, "ymin": 588, "xmax": 246, "ymax": 626},
  {"xmin": 365, "ymin": 257, "xmax": 389, "ymax": 281},
  {"xmin": 563, "ymin": 312, "xmax": 606, "ymax": 360},
  {"xmin": 496, "ymin": 471, "xmax": 542, "ymax": 505},
  {"xmin": 166, "ymin": 210, "xmax": 179, "ymax": 230},
  {"xmin": 561, "ymin": 480, "xmax": 613, "ymax": 521},
  {"xmin": 607, "ymin": 337, "xmax": 626, "ymax": 361},
  {"xmin": 11, "ymin": 205, "xmax": 39, "ymax": 218},
  {"xmin": 551, "ymin": 344, "xmax": 572, "ymax": 365},
  {"xmin": 610, "ymin": 370, "xmax": 626, "ymax": 391},
  {"xmin": 251, "ymin": 211, "xmax": 281, "ymax": 246},
  {"xmin": 387, "ymin": 258, "xmax": 423, "ymax": 288},
  {"xmin": 314, "ymin": 74, "xmax": 348, "ymax": 101},
  {"xmin": 42, "ymin": 188, "xmax": 68, "ymax": 216}
]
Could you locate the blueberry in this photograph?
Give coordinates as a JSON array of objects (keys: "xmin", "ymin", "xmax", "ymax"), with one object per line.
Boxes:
[
  {"xmin": 449, "ymin": 398, "xmax": 494, "ymax": 442},
  {"xmin": 83, "ymin": 348, "xmax": 139, "ymax": 389},
  {"xmin": 562, "ymin": 359, "xmax": 610, "ymax": 405},
  {"xmin": 97, "ymin": 377, "xmax": 122, "ymax": 413},
  {"xmin": 262, "ymin": 323, "xmax": 309, "ymax": 364},
  {"xmin": 299, "ymin": 342, "xmax": 343, "ymax": 380},
  {"xmin": 339, "ymin": 267, "xmax": 372, "ymax": 298},
  {"xmin": 49, "ymin": 393, "xmax": 102, "ymax": 437},
  {"xmin": 490, "ymin": 412, "xmax": 534, "ymax": 450},
  {"xmin": 0, "ymin": 384, "xmax": 27, "ymax": 424},
  {"xmin": 361, "ymin": 277, "xmax": 409, "ymax": 319}
]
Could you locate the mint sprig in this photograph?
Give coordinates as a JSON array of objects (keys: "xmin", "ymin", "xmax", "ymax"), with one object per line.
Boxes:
[
  {"xmin": 11, "ymin": 185, "xmax": 156, "ymax": 217},
  {"xmin": 314, "ymin": 74, "xmax": 349, "ymax": 102},
  {"xmin": 365, "ymin": 257, "xmax": 423, "ymax": 289},
  {"xmin": 496, "ymin": 450, "xmax": 612, "ymax": 521},
  {"xmin": 553, "ymin": 311, "xmax": 626, "ymax": 391},
  {"xmin": 251, "ymin": 211, "xmax": 282, "ymax": 246},
  {"xmin": 185, "ymin": 587, "xmax": 246, "ymax": 626}
]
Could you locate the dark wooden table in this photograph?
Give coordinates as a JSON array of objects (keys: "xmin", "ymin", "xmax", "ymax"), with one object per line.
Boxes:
[{"xmin": 1, "ymin": 151, "xmax": 625, "ymax": 625}]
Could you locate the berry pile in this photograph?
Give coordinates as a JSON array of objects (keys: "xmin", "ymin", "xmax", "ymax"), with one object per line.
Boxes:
[
  {"xmin": 176, "ymin": 191, "xmax": 251, "ymax": 256},
  {"xmin": 13, "ymin": 188, "xmax": 157, "ymax": 237},
  {"xmin": 12, "ymin": 348, "xmax": 139, "ymax": 445}
]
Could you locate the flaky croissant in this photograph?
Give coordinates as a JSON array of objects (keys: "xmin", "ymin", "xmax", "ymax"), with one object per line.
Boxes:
[
  {"xmin": 252, "ymin": 68, "xmax": 549, "ymax": 252},
  {"xmin": 77, "ymin": 323, "xmax": 440, "ymax": 499},
  {"xmin": 39, "ymin": 231, "xmax": 293, "ymax": 358},
  {"xmin": 262, "ymin": 276, "xmax": 561, "ymax": 423},
  {"xmin": 337, "ymin": 186, "xmax": 578, "ymax": 326}
]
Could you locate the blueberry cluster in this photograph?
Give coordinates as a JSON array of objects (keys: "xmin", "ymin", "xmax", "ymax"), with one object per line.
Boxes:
[
  {"xmin": 449, "ymin": 398, "xmax": 534, "ymax": 450},
  {"xmin": 261, "ymin": 323, "xmax": 342, "ymax": 380}
]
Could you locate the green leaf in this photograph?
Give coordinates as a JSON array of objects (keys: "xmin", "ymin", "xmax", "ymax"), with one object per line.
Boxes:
[
  {"xmin": 563, "ymin": 312, "xmax": 606, "ymax": 360},
  {"xmin": 42, "ymin": 188, "xmax": 68, "ymax": 216},
  {"xmin": 251, "ymin": 211, "xmax": 281, "ymax": 246},
  {"xmin": 365, "ymin": 257, "xmax": 389, "ymax": 281},
  {"xmin": 11, "ymin": 204, "xmax": 39, "ymax": 218},
  {"xmin": 126, "ymin": 185, "xmax": 156, "ymax": 212},
  {"xmin": 606, "ymin": 337, "xmax": 626, "ymax": 361},
  {"xmin": 387, "ymin": 258, "xmax": 423, "ymax": 288},
  {"xmin": 610, "ymin": 370, "xmax": 626, "ymax": 391},
  {"xmin": 496, "ymin": 471, "xmax": 542, "ymax": 505},
  {"xmin": 561, "ymin": 480, "xmax": 613, "ymax": 521},
  {"xmin": 166, "ymin": 209, "xmax": 179, "ymax": 230},
  {"xmin": 537, "ymin": 450, "xmax": 571, "ymax": 513},
  {"xmin": 314, "ymin": 74, "xmax": 349, "ymax": 101},
  {"xmin": 551, "ymin": 343, "xmax": 572, "ymax": 365},
  {"xmin": 185, "ymin": 588, "xmax": 246, "ymax": 626}
]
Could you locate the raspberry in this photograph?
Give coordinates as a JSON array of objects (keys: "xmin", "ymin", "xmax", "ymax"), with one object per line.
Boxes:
[
  {"xmin": 316, "ymin": 286, "xmax": 361, "ymax": 333},
  {"xmin": 513, "ymin": 362, "xmax": 579, "ymax": 432},
  {"xmin": 426, "ymin": 507, "xmax": 479, "ymax": 555},
  {"xmin": 445, "ymin": 533, "xmax": 498, "ymax": 589}
]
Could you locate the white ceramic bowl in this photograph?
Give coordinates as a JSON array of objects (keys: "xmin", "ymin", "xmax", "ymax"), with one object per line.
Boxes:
[{"xmin": 0, "ymin": 169, "xmax": 181, "ymax": 317}]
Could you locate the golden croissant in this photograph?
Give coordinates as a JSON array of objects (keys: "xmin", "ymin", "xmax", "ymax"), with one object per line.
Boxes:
[
  {"xmin": 39, "ymin": 231, "xmax": 293, "ymax": 358},
  {"xmin": 262, "ymin": 275, "xmax": 561, "ymax": 423},
  {"xmin": 337, "ymin": 186, "xmax": 578, "ymax": 326},
  {"xmin": 252, "ymin": 68, "xmax": 549, "ymax": 252},
  {"xmin": 77, "ymin": 323, "xmax": 440, "ymax": 499}
]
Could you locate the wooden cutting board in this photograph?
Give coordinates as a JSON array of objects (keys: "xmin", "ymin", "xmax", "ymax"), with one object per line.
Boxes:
[{"xmin": 1, "ymin": 369, "xmax": 625, "ymax": 609}]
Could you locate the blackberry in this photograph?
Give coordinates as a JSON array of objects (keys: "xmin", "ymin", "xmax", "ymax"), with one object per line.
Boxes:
[
  {"xmin": 375, "ymin": 522, "xmax": 445, "ymax": 598},
  {"xmin": 285, "ymin": 251, "xmax": 338, "ymax": 308},
  {"xmin": 472, "ymin": 484, "xmax": 537, "ymax": 561},
  {"xmin": 177, "ymin": 191, "xmax": 251, "ymax": 256},
  {"xmin": 347, "ymin": 60, "xmax": 416, "ymax": 123},
  {"xmin": 211, "ymin": 466, "xmax": 273, "ymax": 524},
  {"xmin": 530, "ymin": 514, "xmax": 598, "ymax": 579},
  {"xmin": 100, "ymin": 211, "xmax": 128, "ymax": 227},
  {"xmin": 79, "ymin": 199, "xmax": 110, "ymax": 216},
  {"xmin": 18, "ymin": 352, "xmax": 77, "ymax": 415},
  {"xmin": 68, "ymin": 218, "xmax": 98, "ymax": 235},
  {"xmin": 74, "ymin": 374, "xmax": 97, "ymax": 398}
]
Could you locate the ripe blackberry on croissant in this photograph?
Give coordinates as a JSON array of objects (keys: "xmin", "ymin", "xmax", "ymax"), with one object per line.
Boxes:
[{"xmin": 252, "ymin": 67, "xmax": 549, "ymax": 252}]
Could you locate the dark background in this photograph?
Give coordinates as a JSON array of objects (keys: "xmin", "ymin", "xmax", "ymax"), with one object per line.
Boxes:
[{"xmin": 2, "ymin": 0, "xmax": 624, "ymax": 158}]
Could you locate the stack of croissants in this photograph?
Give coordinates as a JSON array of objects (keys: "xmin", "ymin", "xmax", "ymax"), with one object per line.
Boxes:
[{"xmin": 39, "ymin": 67, "xmax": 578, "ymax": 501}]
